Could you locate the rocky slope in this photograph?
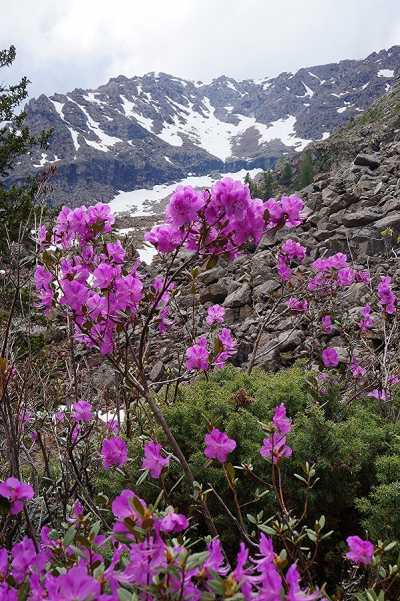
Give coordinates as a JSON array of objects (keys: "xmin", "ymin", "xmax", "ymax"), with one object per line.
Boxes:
[
  {"xmin": 7, "ymin": 46, "xmax": 400, "ymax": 205},
  {"xmin": 142, "ymin": 80, "xmax": 400, "ymax": 375}
]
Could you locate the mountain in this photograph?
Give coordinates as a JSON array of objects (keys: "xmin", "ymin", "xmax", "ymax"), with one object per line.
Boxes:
[
  {"xmin": 144, "ymin": 80, "xmax": 400, "ymax": 374},
  {"xmin": 7, "ymin": 45, "xmax": 400, "ymax": 206}
]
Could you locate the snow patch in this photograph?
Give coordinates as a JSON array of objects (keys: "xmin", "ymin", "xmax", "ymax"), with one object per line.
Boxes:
[
  {"xmin": 378, "ymin": 69, "xmax": 394, "ymax": 78},
  {"xmin": 83, "ymin": 92, "xmax": 104, "ymax": 105},
  {"xmin": 337, "ymin": 106, "xmax": 347, "ymax": 113},
  {"xmin": 108, "ymin": 168, "xmax": 262, "ymax": 215},
  {"xmin": 301, "ymin": 82, "xmax": 314, "ymax": 98},
  {"xmin": 254, "ymin": 116, "xmax": 312, "ymax": 151},
  {"xmin": 72, "ymin": 99, "xmax": 121, "ymax": 151},
  {"xmin": 120, "ymin": 95, "xmax": 154, "ymax": 131}
]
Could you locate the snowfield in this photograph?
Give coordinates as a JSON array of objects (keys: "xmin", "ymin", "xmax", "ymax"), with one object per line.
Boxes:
[{"xmin": 109, "ymin": 168, "xmax": 263, "ymax": 215}]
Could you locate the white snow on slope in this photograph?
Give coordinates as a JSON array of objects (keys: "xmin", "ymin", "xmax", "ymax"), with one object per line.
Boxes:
[
  {"xmin": 378, "ymin": 69, "xmax": 394, "ymax": 78},
  {"xmin": 108, "ymin": 168, "xmax": 262, "ymax": 215},
  {"xmin": 83, "ymin": 93, "xmax": 104, "ymax": 105},
  {"xmin": 50, "ymin": 100, "xmax": 81, "ymax": 152},
  {"xmin": 252, "ymin": 116, "xmax": 313, "ymax": 151},
  {"xmin": 120, "ymin": 95, "xmax": 154, "ymax": 131},
  {"xmin": 69, "ymin": 98, "xmax": 121, "ymax": 152},
  {"xmin": 302, "ymin": 82, "xmax": 314, "ymax": 98}
]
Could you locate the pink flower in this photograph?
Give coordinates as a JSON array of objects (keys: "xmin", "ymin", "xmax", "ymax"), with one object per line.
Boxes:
[
  {"xmin": 142, "ymin": 441, "xmax": 170, "ymax": 478},
  {"xmin": 367, "ymin": 389, "xmax": 387, "ymax": 401},
  {"xmin": 281, "ymin": 195, "xmax": 304, "ymax": 228},
  {"xmin": 60, "ymin": 280, "xmax": 88, "ymax": 312},
  {"xmin": 160, "ymin": 511, "xmax": 189, "ymax": 533},
  {"xmin": 93, "ymin": 262, "xmax": 116, "ymax": 289},
  {"xmin": 337, "ymin": 267, "xmax": 355, "ymax": 287},
  {"xmin": 359, "ymin": 304, "xmax": 374, "ymax": 331},
  {"xmin": 287, "ymin": 297, "xmax": 308, "ymax": 312},
  {"xmin": 277, "ymin": 255, "xmax": 293, "ymax": 281},
  {"xmin": 377, "ymin": 276, "xmax": 397, "ymax": 314},
  {"xmin": 351, "ymin": 360, "xmax": 366, "ymax": 379},
  {"xmin": 260, "ymin": 433, "xmax": 292, "ymax": 464},
  {"xmin": 166, "ymin": 185, "xmax": 204, "ymax": 226},
  {"xmin": 272, "ymin": 404, "xmax": 292, "ymax": 435},
  {"xmin": 286, "ymin": 563, "xmax": 320, "ymax": 600},
  {"xmin": 0, "ymin": 478, "xmax": 34, "ymax": 515},
  {"xmin": 206, "ymin": 304, "xmax": 225, "ymax": 326},
  {"xmin": 106, "ymin": 240, "xmax": 125, "ymax": 264},
  {"xmin": 186, "ymin": 336, "xmax": 209, "ymax": 371},
  {"xmin": 144, "ymin": 224, "xmax": 183, "ymax": 253},
  {"xmin": 204, "ymin": 428, "xmax": 237, "ymax": 464},
  {"xmin": 321, "ymin": 347, "xmax": 339, "ymax": 368},
  {"xmin": 54, "ymin": 565, "xmax": 100, "ymax": 600},
  {"xmin": 101, "ymin": 437, "xmax": 128, "ymax": 470},
  {"xmin": 72, "ymin": 400, "xmax": 93, "ymax": 423},
  {"xmin": 321, "ymin": 315, "xmax": 333, "ymax": 334},
  {"xmin": 281, "ymin": 239, "xmax": 306, "ymax": 262},
  {"xmin": 346, "ymin": 535, "xmax": 374, "ymax": 565}
]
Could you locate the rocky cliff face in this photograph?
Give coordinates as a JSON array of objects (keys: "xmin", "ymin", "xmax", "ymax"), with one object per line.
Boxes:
[{"xmin": 7, "ymin": 46, "xmax": 400, "ymax": 205}]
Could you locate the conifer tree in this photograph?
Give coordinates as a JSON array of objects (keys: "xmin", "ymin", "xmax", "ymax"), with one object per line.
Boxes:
[
  {"xmin": 298, "ymin": 150, "xmax": 314, "ymax": 188},
  {"xmin": 262, "ymin": 170, "xmax": 274, "ymax": 199},
  {"xmin": 279, "ymin": 161, "xmax": 293, "ymax": 187},
  {"xmin": 0, "ymin": 46, "xmax": 50, "ymax": 254}
]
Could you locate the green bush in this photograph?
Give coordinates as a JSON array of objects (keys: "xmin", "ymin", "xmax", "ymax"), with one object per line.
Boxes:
[
  {"xmin": 96, "ymin": 365, "xmax": 400, "ymax": 567},
  {"xmin": 356, "ymin": 445, "xmax": 400, "ymax": 541}
]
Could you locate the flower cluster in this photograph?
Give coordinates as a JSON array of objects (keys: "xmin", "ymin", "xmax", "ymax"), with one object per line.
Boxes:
[
  {"xmin": 0, "ymin": 489, "xmax": 324, "ymax": 600},
  {"xmin": 260, "ymin": 404, "xmax": 293, "ymax": 464},
  {"xmin": 35, "ymin": 203, "xmax": 143, "ymax": 355},
  {"xmin": 145, "ymin": 178, "xmax": 304, "ymax": 259},
  {"xmin": 0, "ymin": 477, "xmax": 33, "ymax": 515},
  {"xmin": 186, "ymin": 305, "xmax": 237, "ymax": 371}
]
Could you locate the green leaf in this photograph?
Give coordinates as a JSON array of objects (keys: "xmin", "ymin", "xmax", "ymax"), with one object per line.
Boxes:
[{"xmin": 63, "ymin": 526, "xmax": 76, "ymax": 547}]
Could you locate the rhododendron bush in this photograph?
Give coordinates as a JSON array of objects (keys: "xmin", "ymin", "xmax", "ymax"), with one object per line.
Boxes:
[{"xmin": 0, "ymin": 177, "xmax": 399, "ymax": 599}]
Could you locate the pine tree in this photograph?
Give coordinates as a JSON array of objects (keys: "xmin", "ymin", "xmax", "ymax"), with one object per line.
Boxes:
[
  {"xmin": 298, "ymin": 151, "xmax": 314, "ymax": 188},
  {"xmin": 0, "ymin": 46, "xmax": 50, "ymax": 254},
  {"xmin": 244, "ymin": 171, "xmax": 262, "ymax": 198},
  {"xmin": 262, "ymin": 170, "xmax": 274, "ymax": 199},
  {"xmin": 279, "ymin": 161, "xmax": 293, "ymax": 187}
]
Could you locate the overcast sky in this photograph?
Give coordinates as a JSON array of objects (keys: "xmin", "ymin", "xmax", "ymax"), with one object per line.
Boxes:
[{"xmin": 2, "ymin": 0, "xmax": 400, "ymax": 99}]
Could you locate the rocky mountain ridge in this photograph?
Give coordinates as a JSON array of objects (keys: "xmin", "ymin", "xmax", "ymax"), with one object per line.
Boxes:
[{"xmin": 7, "ymin": 45, "xmax": 400, "ymax": 206}]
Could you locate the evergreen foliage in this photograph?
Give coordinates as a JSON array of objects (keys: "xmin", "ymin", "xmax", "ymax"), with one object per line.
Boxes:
[{"xmin": 0, "ymin": 46, "xmax": 50, "ymax": 254}]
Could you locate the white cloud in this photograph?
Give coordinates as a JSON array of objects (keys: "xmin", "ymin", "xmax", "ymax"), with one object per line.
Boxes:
[{"xmin": 1, "ymin": 0, "xmax": 400, "ymax": 98}]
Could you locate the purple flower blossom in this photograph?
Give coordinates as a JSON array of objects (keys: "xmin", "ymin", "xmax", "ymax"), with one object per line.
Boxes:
[
  {"xmin": 272, "ymin": 403, "xmax": 292, "ymax": 435},
  {"xmin": 351, "ymin": 360, "xmax": 366, "ymax": 379},
  {"xmin": 260, "ymin": 433, "xmax": 292, "ymax": 464},
  {"xmin": 144, "ymin": 224, "xmax": 183, "ymax": 253},
  {"xmin": 166, "ymin": 185, "xmax": 204, "ymax": 226},
  {"xmin": 359, "ymin": 304, "xmax": 374, "ymax": 331},
  {"xmin": 206, "ymin": 304, "xmax": 225, "ymax": 326},
  {"xmin": 186, "ymin": 336, "xmax": 210, "ymax": 371},
  {"xmin": 367, "ymin": 389, "xmax": 387, "ymax": 401},
  {"xmin": 322, "ymin": 347, "xmax": 339, "ymax": 368},
  {"xmin": 287, "ymin": 297, "xmax": 309, "ymax": 312},
  {"xmin": 321, "ymin": 315, "xmax": 333, "ymax": 334},
  {"xmin": 142, "ymin": 441, "xmax": 170, "ymax": 478},
  {"xmin": 377, "ymin": 276, "xmax": 397, "ymax": 314},
  {"xmin": 281, "ymin": 239, "xmax": 306, "ymax": 262},
  {"xmin": 101, "ymin": 437, "xmax": 128, "ymax": 470},
  {"xmin": 346, "ymin": 535, "xmax": 374, "ymax": 565},
  {"xmin": 71, "ymin": 400, "xmax": 93, "ymax": 423},
  {"xmin": 0, "ymin": 478, "xmax": 34, "ymax": 515},
  {"xmin": 160, "ymin": 511, "xmax": 189, "ymax": 533},
  {"xmin": 54, "ymin": 565, "xmax": 101, "ymax": 600},
  {"xmin": 204, "ymin": 428, "xmax": 237, "ymax": 464}
]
